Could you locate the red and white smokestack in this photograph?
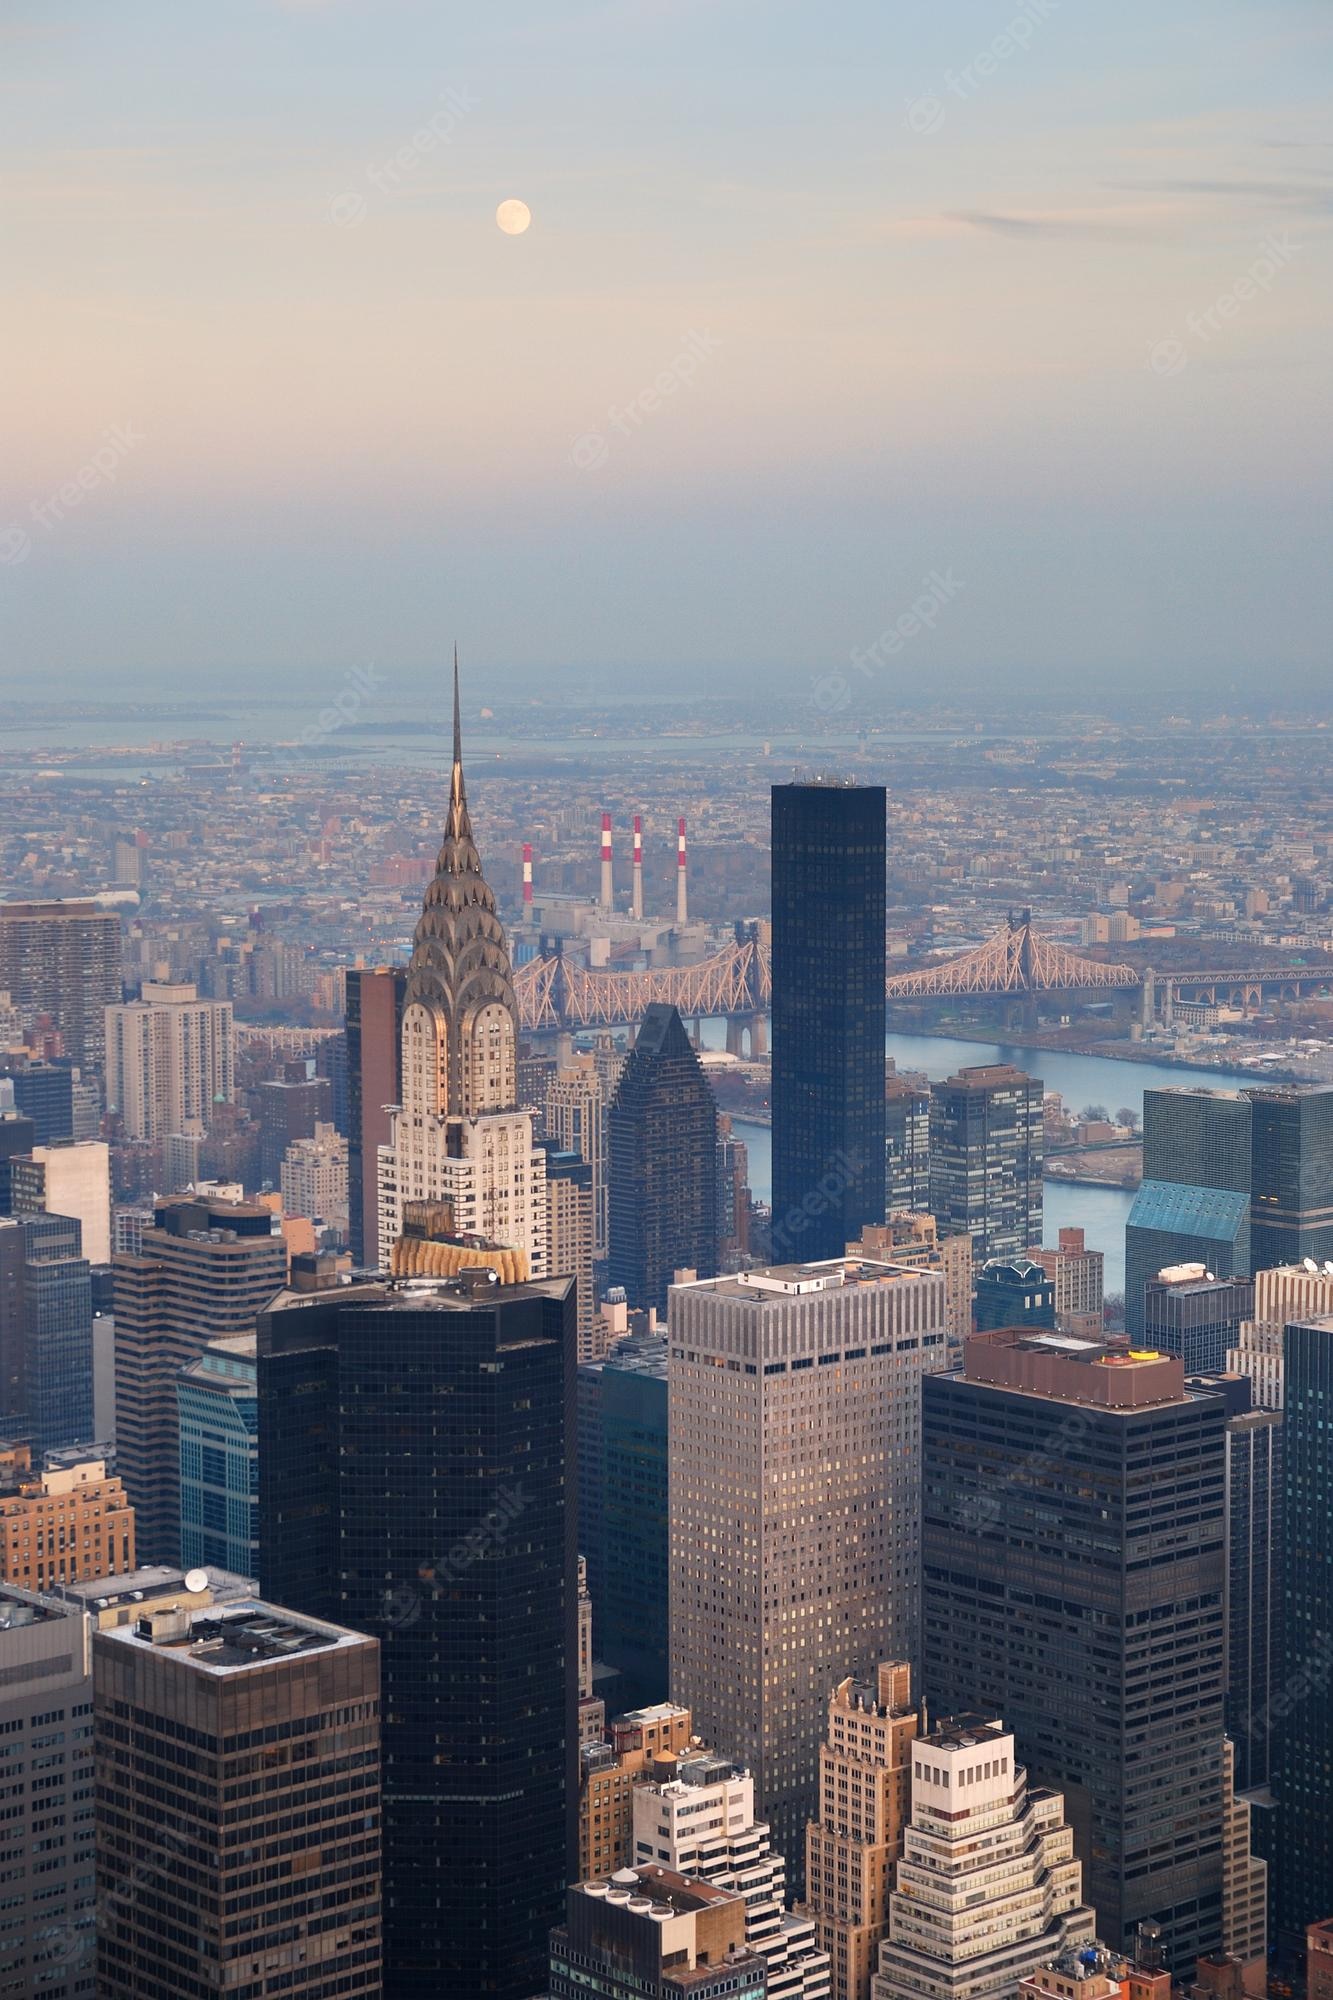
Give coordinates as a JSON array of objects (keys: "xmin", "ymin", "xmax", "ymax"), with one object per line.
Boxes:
[
  {"xmin": 631, "ymin": 814, "xmax": 643, "ymax": 920},
  {"xmin": 600, "ymin": 812, "xmax": 613, "ymax": 911},
  {"xmin": 522, "ymin": 842, "xmax": 534, "ymax": 914},
  {"xmin": 676, "ymin": 817, "xmax": 688, "ymax": 926}
]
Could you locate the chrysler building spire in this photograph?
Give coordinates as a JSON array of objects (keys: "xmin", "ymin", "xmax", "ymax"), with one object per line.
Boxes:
[{"xmin": 404, "ymin": 655, "xmax": 519, "ymax": 1112}]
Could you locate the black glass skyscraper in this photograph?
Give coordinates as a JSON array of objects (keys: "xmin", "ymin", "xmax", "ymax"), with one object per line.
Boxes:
[
  {"xmin": 258, "ymin": 1270, "xmax": 577, "ymax": 2000},
  {"xmin": 1246, "ymin": 1084, "xmax": 1333, "ymax": 1270},
  {"xmin": 771, "ymin": 782, "xmax": 886, "ymax": 1261},
  {"xmin": 1275, "ymin": 1316, "xmax": 1333, "ymax": 1958},
  {"xmin": 607, "ymin": 1004, "xmax": 718, "ymax": 1315},
  {"xmin": 922, "ymin": 1330, "xmax": 1226, "ymax": 1977}
]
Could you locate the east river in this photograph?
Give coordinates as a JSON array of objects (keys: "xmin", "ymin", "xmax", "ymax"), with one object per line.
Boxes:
[{"xmin": 726, "ymin": 1031, "xmax": 1276, "ymax": 1296}]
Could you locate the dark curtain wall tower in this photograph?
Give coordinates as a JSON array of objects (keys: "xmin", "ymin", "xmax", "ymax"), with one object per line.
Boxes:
[
  {"xmin": 606, "ymin": 1003, "xmax": 718, "ymax": 1317},
  {"xmin": 258, "ymin": 1273, "xmax": 578, "ymax": 2000},
  {"xmin": 771, "ymin": 782, "xmax": 886, "ymax": 1262}
]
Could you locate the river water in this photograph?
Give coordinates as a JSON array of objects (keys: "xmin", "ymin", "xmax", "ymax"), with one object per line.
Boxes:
[{"xmin": 727, "ymin": 1031, "xmax": 1274, "ymax": 1295}]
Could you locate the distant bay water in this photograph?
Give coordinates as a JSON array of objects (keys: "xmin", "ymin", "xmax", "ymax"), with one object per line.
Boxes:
[{"xmin": 725, "ymin": 1029, "xmax": 1275, "ymax": 1296}]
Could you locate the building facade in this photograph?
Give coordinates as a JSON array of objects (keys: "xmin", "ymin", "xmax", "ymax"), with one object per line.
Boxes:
[
  {"xmin": 258, "ymin": 1269, "xmax": 578, "ymax": 2000},
  {"xmin": 633, "ymin": 1749, "xmax": 832, "ymax": 1997},
  {"xmin": 13, "ymin": 1210, "xmax": 94, "ymax": 1458},
  {"xmin": 545, "ymin": 1143, "xmax": 597, "ymax": 1359},
  {"xmin": 1246, "ymin": 1084, "xmax": 1333, "ymax": 1269},
  {"xmin": 546, "ymin": 1051, "xmax": 612, "ymax": 1260},
  {"xmin": 884, "ymin": 1072, "xmax": 930, "ymax": 1215},
  {"xmin": 771, "ymin": 782, "xmax": 887, "ymax": 1262},
  {"xmin": 974, "ymin": 1256, "xmax": 1057, "ymax": 1333},
  {"xmin": 1275, "ymin": 1314, "xmax": 1333, "ymax": 1958},
  {"xmin": 112, "ymin": 1192, "xmax": 284, "ymax": 1562},
  {"xmin": 0, "ymin": 900, "xmax": 122, "ymax": 1068},
  {"xmin": 670, "ymin": 1258, "xmax": 948, "ymax": 1877},
  {"xmin": 94, "ymin": 1599, "xmax": 381, "ymax": 2000},
  {"xmin": 871, "ymin": 1716, "xmax": 1095, "ymax": 2000},
  {"xmin": 279, "ymin": 1120, "xmax": 349, "ymax": 1233},
  {"xmin": 922, "ymin": 1331, "xmax": 1227, "ymax": 1975},
  {"xmin": 550, "ymin": 1867, "xmax": 770, "ymax": 2000},
  {"xmin": 929, "ymin": 1063, "xmax": 1044, "ymax": 1263},
  {"xmin": 0, "ymin": 1444, "xmax": 133, "ymax": 1588},
  {"xmin": 0, "ymin": 1583, "xmax": 95, "ymax": 1998},
  {"xmin": 345, "ymin": 962, "xmax": 406, "ymax": 1266},
  {"xmin": 1143, "ymin": 1270, "xmax": 1254, "ymax": 1374},
  {"xmin": 1032, "ymin": 1225, "xmax": 1105, "ymax": 1334},
  {"xmin": 104, "ymin": 981, "xmax": 233, "ymax": 1142},
  {"xmin": 607, "ymin": 1003, "xmax": 718, "ymax": 1316},
  {"xmin": 579, "ymin": 1326, "xmax": 670, "ymax": 1715},
  {"xmin": 801, "ymin": 1662, "xmax": 918, "ymax": 2000},
  {"xmin": 579, "ymin": 1700, "xmax": 696, "ymax": 1880},
  {"xmin": 176, "ymin": 1331, "xmax": 259, "ymax": 1578}
]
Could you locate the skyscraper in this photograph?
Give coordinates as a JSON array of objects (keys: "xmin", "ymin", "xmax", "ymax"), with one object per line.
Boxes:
[
  {"xmin": 929, "ymin": 1063, "xmax": 1043, "ymax": 1262},
  {"xmin": 0, "ymin": 1079, "xmax": 36, "ymax": 1214},
  {"xmin": 546, "ymin": 1050, "xmax": 612, "ymax": 1259},
  {"xmin": 1246, "ymin": 1084, "xmax": 1333, "ymax": 1269},
  {"xmin": 607, "ymin": 1003, "xmax": 717, "ymax": 1315},
  {"xmin": 1185, "ymin": 1372, "xmax": 1283, "ymax": 1794},
  {"xmin": 922, "ymin": 1330, "xmax": 1227, "ymax": 1974},
  {"xmin": 544, "ymin": 1142, "xmax": 597, "ymax": 1358},
  {"xmin": 884, "ymin": 1070, "xmax": 930, "ymax": 1215},
  {"xmin": 801, "ymin": 1661, "xmax": 919, "ymax": 2000},
  {"xmin": 258, "ymin": 1268, "xmax": 578, "ymax": 2000},
  {"xmin": 1143, "ymin": 1269, "xmax": 1253, "ymax": 1373},
  {"xmin": 177, "ymin": 1330, "xmax": 259, "ymax": 1577},
  {"xmin": 377, "ymin": 662, "xmax": 548, "ymax": 1276},
  {"xmin": 112, "ymin": 1191, "xmax": 285, "ymax": 1561},
  {"xmin": 94, "ymin": 1598, "xmax": 382, "ymax": 2000},
  {"xmin": 0, "ymin": 1443, "xmax": 134, "ymax": 1587},
  {"xmin": 104, "ymin": 980, "xmax": 233, "ymax": 1141},
  {"xmin": 1275, "ymin": 1314, "xmax": 1333, "ymax": 1958},
  {"xmin": 15, "ymin": 1210, "xmax": 94, "ymax": 1456},
  {"xmin": 580, "ymin": 1326, "xmax": 670, "ymax": 1715},
  {"xmin": 631, "ymin": 1746, "xmax": 832, "ymax": 1993},
  {"xmin": 344, "ymin": 961, "xmax": 406, "ymax": 1265},
  {"xmin": 871, "ymin": 1715, "xmax": 1095, "ymax": 2000},
  {"xmin": 0, "ymin": 1582, "xmax": 95, "ymax": 1997},
  {"xmin": 0, "ymin": 899, "xmax": 122, "ymax": 1068},
  {"xmin": 1125, "ymin": 1087, "xmax": 1252, "ymax": 1339},
  {"xmin": 670, "ymin": 1256, "xmax": 948, "ymax": 1876},
  {"xmin": 771, "ymin": 782, "xmax": 886, "ymax": 1261},
  {"xmin": 973, "ymin": 1255, "xmax": 1057, "ymax": 1333}
]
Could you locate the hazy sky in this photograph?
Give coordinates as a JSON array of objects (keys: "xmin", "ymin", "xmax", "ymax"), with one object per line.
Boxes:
[{"xmin": 3, "ymin": 0, "xmax": 1331, "ymax": 707}]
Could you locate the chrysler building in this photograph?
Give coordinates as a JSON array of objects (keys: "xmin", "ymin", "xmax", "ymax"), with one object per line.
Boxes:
[{"xmin": 377, "ymin": 659, "xmax": 548, "ymax": 1276}]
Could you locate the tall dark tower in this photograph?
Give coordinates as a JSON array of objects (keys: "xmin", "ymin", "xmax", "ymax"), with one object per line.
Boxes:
[
  {"xmin": 1276, "ymin": 1315, "xmax": 1333, "ymax": 1958},
  {"xmin": 258, "ymin": 1269, "xmax": 577, "ymax": 2000},
  {"xmin": 771, "ymin": 781, "xmax": 886, "ymax": 1260},
  {"xmin": 607, "ymin": 1004, "xmax": 718, "ymax": 1316},
  {"xmin": 922, "ymin": 1330, "xmax": 1226, "ymax": 1977}
]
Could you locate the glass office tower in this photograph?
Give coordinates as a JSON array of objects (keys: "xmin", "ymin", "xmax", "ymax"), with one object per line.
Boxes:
[
  {"xmin": 1276, "ymin": 1316, "xmax": 1333, "ymax": 1959},
  {"xmin": 771, "ymin": 781, "xmax": 886, "ymax": 1262},
  {"xmin": 258, "ymin": 1269, "xmax": 578, "ymax": 2000}
]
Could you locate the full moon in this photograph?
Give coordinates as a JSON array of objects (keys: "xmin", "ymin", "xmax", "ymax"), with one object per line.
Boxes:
[{"xmin": 496, "ymin": 199, "xmax": 532, "ymax": 236}]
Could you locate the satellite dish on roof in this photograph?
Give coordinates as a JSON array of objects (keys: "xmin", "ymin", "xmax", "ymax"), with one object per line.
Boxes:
[
  {"xmin": 1304, "ymin": 1257, "xmax": 1319, "ymax": 1274},
  {"xmin": 183, "ymin": 1569, "xmax": 209, "ymax": 1594}
]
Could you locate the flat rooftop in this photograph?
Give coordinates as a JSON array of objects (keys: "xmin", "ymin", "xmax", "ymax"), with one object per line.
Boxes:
[
  {"xmin": 0, "ymin": 1584, "xmax": 74, "ymax": 1629},
  {"xmin": 98, "ymin": 1601, "xmax": 370, "ymax": 1674},
  {"xmin": 54, "ymin": 1564, "xmax": 255, "ymax": 1610},
  {"xmin": 963, "ymin": 1327, "xmax": 1189, "ymax": 1409},
  {"xmin": 677, "ymin": 1257, "xmax": 941, "ymax": 1303},
  {"xmin": 921, "ymin": 1713, "xmax": 1006, "ymax": 1753}
]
